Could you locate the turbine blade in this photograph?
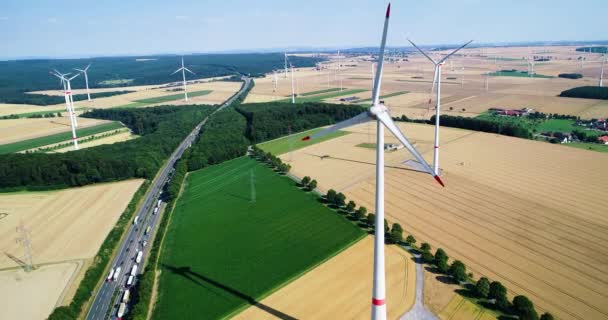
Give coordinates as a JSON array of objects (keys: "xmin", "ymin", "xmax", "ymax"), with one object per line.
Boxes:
[
  {"xmin": 68, "ymin": 73, "xmax": 80, "ymax": 81},
  {"xmin": 171, "ymin": 68, "xmax": 183, "ymax": 75},
  {"xmin": 407, "ymin": 39, "xmax": 437, "ymax": 64},
  {"xmin": 85, "ymin": 63, "xmax": 91, "ymax": 71},
  {"xmin": 74, "ymin": 68, "xmax": 84, "ymax": 72},
  {"xmin": 430, "ymin": 65, "xmax": 438, "ymax": 98},
  {"xmin": 437, "ymin": 40, "xmax": 473, "ymax": 64},
  {"xmin": 371, "ymin": 2, "xmax": 391, "ymax": 105},
  {"xmin": 302, "ymin": 112, "xmax": 372, "ymax": 141},
  {"xmin": 184, "ymin": 67, "xmax": 195, "ymax": 75},
  {"xmin": 376, "ymin": 109, "xmax": 444, "ymax": 186}
]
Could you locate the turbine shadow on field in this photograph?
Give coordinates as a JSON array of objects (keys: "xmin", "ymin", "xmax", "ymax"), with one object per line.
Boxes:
[
  {"xmin": 304, "ymin": 153, "xmax": 421, "ymax": 173},
  {"xmin": 162, "ymin": 264, "xmax": 298, "ymax": 320}
]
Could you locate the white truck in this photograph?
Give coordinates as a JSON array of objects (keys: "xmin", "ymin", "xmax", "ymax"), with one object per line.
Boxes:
[
  {"xmin": 133, "ymin": 215, "xmax": 139, "ymax": 225},
  {"xmin": 131, "ymin": 264, "xmax": 138, "ymax": 276},
  {"xmin": 117, "ymin": 302, "xmax": 126, "ymax": 319},
  {"xmin": 153, "ymin": 207, "xmax": 159, "ymax": 215},
  {"xmin": 122, "ymin": 289, "xmax": 131, "ymax": 303},
  {"xmin": 135, "ymin": 250, "xmax": 143, "ymax": 264},
  {"xmin": 126, "ymin": 275, "xmax": 134, "ymax": 286},
  {"xmin": 157, "ymin": 199, "xmax": 162, "ymax": 206},
  {"xmin": 113, "ymin": 267, "xmax": 121, "ymax": 281},
  {"xmin": 106, "ymin": 268, "xmax": 115, "ymax": 282}
]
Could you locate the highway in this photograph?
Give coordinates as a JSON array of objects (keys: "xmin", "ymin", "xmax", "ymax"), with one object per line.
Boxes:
[{"xmin": 85, "ymin": 77, "xmax": 251, "ymax": 320}]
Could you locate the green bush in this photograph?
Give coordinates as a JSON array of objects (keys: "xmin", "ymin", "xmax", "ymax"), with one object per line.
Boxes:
[
  {"xmin": 560, "ymin": 86, "xmax": 608, "ymax": 100},
  {"xmin": 558, "ymin": 73, "xmax": 583, "ymax": 79}
]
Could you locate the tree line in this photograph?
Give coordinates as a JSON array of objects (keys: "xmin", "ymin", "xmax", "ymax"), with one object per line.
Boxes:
[
  {"xmin": 0, "ymin": 53, "xmax": 321, "ymax": 105},
  {"xmin": 0, "ymin": 90, "xmax": 133, "ymax": 106},
  {"xmin": 0, "ymin": 105, "xmax": 215, "ymax": 191},
  {"xmin": 560, "ymin": 86, "xmax": 608, "ymax": 100},
  {"xmin": 558, "ymin": 73, "xmax": 583, "ymax": 79},
  {"xmin": 424, "ymin": 115, "xmax": 533, "ymax": 139}
]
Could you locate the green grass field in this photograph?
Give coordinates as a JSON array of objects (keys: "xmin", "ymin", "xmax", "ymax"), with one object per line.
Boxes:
[
  {"xmin": 258, "ymin": 128, "xmax": 349, "ymax": 155},
  {"xmin": 285, "ymin": 88, "xmax": 368, "ymax": 103},
  {"xmin": 489, "ymin": 70, "xmax": 553, "ymax": 78},
  {"xmin": 133, "ymin": 90, "xmax": 212, "ymax": 104},
  {"xmin": 153, "ymin": 157, "xmax": 364, "ymax": 320},
  {"xmin": 536, "ymin": 119, "xmax": 576, "ymax": 132},
  {"xmin": 299, "ymin": 87, "xmax": 343, "ymax": 96},
  {"xmin": 352, "ymin": 91, "xmax": 409, "ymax": 104},
  {"xmin": 565, "ymin": 142, "xmax": 608, "ymax": 153},
  {"xmin": 0, "ymin": 121, "xmax": 124, "ymax": 154}
]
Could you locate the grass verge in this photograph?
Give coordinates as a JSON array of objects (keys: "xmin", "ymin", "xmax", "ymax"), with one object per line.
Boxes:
[{"xmin": 258, "ymin": 128, "xmax": 349, "ymax": 155}]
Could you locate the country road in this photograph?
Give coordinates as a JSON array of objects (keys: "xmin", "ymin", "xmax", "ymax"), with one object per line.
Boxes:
[{"xmin": 85, "ymin": 77, "xmax": 251, "ymax": 320}]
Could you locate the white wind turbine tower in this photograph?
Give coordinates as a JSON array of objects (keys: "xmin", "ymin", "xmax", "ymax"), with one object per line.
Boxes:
[
  {"xmin": 284, "ymin": 52, "xmax": 289, "ymax": 78},
  {"xmin": 599, "ymin": 55, "xmax": 606, "ymax": 87},
  {"xmin": 290, "ymin": 64, "xmax": 296, "ymax": 104},
  {"xmin": 171, "ymin": 57, "xmax": 195, "ymax": 101},
  {"xmin": 74, "ymin": 64, "xmax": 92, "ymax": 101},
  {"xmin": 408, "ymin": 39, "xmax": 472, "ymax": 176},
  {"xmin": 302, "ymin": 5, "xmax": 444, "ymax": 319},
  {"xmin": 51, "ymin": 71, "xmax": 80, "ymax": 150}
]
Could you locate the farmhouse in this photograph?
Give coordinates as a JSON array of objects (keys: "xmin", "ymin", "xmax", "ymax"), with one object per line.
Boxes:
[{"xmin": 598, "ymin": 135, "xmax": 608, "ymax": 144}]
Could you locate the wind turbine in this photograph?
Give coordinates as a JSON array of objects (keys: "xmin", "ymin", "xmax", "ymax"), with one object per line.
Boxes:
[
  {"xmin": 302, "ymin": 5, "xmax": 444, "ymax": 319},
  {"xmin": 74, "ymin": 64, "xmax": 92, "ymax": 101},
  {"xmin": 284, "ymin": 52, "xmax": 289, "ymax": 78},
  {"xmin": 407, "ymin": 39, "xmax": 472, "ymax": 176},
  {"xmin": 290, "ymin": 64, "xmax": 296, "ymax": 104},
  {"xmin": 599, "ymin": 55, "xmax": 606, "ymax": 87},
  {"xmin": 51, "ymin": 71, "xmax": 80, "ymax": 150},
  {"xmin": 171, "ymin": 57, "xmax": 195, "ymax": 101}
]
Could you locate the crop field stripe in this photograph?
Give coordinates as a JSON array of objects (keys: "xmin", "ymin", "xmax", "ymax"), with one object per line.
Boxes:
[
  {"xmin": 0, "ymin": 121, "xmax": 125, "ymax": 154},
  {"xmin": 258, "ymin": 128, "xmax": 350, "ymax": 155},
  {"xmin": 133, "ymin": 90, "xmax": 212, "ymax": 104},
  {"xmin": 353, "ymin": 174, "xmax": 608, "ymax": 319},
  {"xmin": 352, "ymin": 91, "xmax": 409, "ymax": 104},
  {"xmin": 299, "ymin": 87, "xmax": 343, "ymax": 96},
  {"xmin": 154, "ymin": 157, "xmax": 364, "ymax": 320},
  {"xmin": 281, "ymin": 89, "xmax": 369, "ymax": 103}
]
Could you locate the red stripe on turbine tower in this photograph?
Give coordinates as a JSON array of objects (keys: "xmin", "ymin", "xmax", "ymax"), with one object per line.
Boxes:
[
  {"xmin": 372, "ymin": 298, "xmax": 386, "ymax": 306},
  {"xmin": 434, "ymin": 175, "xmax": 445, "ymax": 187}
]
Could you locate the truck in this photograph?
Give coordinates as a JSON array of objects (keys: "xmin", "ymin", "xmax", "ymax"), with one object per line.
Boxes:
[
  {"xmin": 153, "ymin": 207, "xmax": 159, "ymax": 215},
  {"xmin": 106, "ymin": 268, "xmax": 115, "ymax": 282},
  {"xmin": 126, "ymin": 275, "xmax": 134, "ymax": 286},
  {"xmin": 113, "ymin": 267, "xmax": 121, "ymax": 281},
  {"xmin": 157, "ymin": 199, "xmax": 162, "ymax": 207},
  {"xmin": 117, "ymin": 302, "xmax": 126, "ymax": 319},
  {"xmin": 145, "ymin": 226, "xmax": 152, "ymax": 235},
  {"xmin": 123, "ymin": 289, "xmax": 131, "ymax": 303},
  {"xmin": 135, "ymin": 250, "xmax": 143, "ymax": 264},
  {"xmin": 133, "ymin": 215, "xmax": 139, "ymax": 225},
  {"xmin": 131, "ymin": 264, "xmax": 138, "ymax": 276}
]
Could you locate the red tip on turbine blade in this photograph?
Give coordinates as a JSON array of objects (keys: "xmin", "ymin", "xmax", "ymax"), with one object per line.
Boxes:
[
  {"xmin": 434, "ymin": 175, "xmax": 445, "ymax": 187},
  {"xmin": 302, "ymin": 136, "xmax": 311, "ymax": 141},
  {"xmin": 386, "ymin": 3, "xmax": 391, "ymax": 18}
]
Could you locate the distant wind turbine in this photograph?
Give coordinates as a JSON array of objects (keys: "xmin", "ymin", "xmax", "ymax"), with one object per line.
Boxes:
[
  {"xmin": 74, "ymin": 64, "xmax": 92, "ymax": 101},
  {"xmin": 171, "ymin": 57, "xmax": 195, "ymax": 101},
  {"xmin": 600, "ymin": 55, "xmax": 606, "ymax": 87},
  {"xmin": 51, "ymin": 71, "xmax": 80, "ymax": 150},
  {"xmin": 290, "ymin": 64, "xmax": 296, "ymax": 104},
  {"xmin": 407, "ymin": 38, "xmax": 472, "ymax": 176}
]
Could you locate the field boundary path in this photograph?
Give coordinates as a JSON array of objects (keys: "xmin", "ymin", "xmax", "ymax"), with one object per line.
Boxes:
[
  {"xmin": 400, "ymin": 252, "xmax": 438, "ymax": 320},
  {"xmin": 85, "ymin": 77, "xmax": 251, "ymax": 320}
]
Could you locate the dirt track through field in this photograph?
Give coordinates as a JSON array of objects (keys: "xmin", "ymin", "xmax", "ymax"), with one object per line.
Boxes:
[{"xmin": 282, "ymin": 122, "xmax": 608, "ymax": 320}]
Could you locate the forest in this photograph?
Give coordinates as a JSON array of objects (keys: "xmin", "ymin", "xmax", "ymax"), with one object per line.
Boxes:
[
  {"xmin": 0, "ymin": 53, "xmax": 322, "ymax": 105},
  {"xmin": 560, "ymin": 86, "xmax": 608, "ymax": 100},
  {"xmin": 0, "ymin": 105, "xmax": 215, "ymax": 191},
  {"xmin": 1, "ymin": 90, "xmax": 134, "ymax": 106},
  {"xmin": 236, "ymin": 102, "xmax": 366, "ymax": 143},
  {"xmin": 575, "ymin": 46, "xmax": 608, "ymax": 54}
]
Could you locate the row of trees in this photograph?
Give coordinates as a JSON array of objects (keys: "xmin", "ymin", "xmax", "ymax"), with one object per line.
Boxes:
[
  {"xmin": 419, "ymin": 243, "xmax": 553, "ymax": 320},
  {"xmin": 429, "ymin": 115, "xmax": 533, "ymax": 139},
  {"xmin": 250, "ymin": 145, "xmax": 291, "ymax": 174},
  {"xmin": 558, "ymin": 73, "xmax": 583, "ymax": 79},
  {"xmin": 0, "ymin": 90, "xmax": 133, "ymax": 106}
]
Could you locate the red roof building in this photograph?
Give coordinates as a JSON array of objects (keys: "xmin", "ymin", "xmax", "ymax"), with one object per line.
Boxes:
[{"xmin": 598, "ymin": 136, "xmax": 608, "ymax": 144}]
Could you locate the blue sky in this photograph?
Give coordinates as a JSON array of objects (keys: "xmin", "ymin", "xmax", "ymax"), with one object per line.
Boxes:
[{"xmin": 0, "ymin": 0, "xmax": 605, "ymax": 59}]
